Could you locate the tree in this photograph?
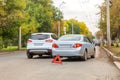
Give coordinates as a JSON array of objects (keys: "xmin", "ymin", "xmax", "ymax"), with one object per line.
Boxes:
[
  {"xmin": 63, "ymin": 19, "xmax": 92, "ymax": 38},
  {"xmin": 0, "ymin": 0, "xmax": 26, "ymax": 48},
  {"xmin": 99, "ymin": 0, "xmax": 120, "ymax": 40},
  {"xmin": 95, "ymin": 31, "xmax": 103, "ymax": 40},
  {"xmin": 51, "ymin": 6, "xmax": 63, "ymax": 36},
  {"xmin": 0, "ymin": 0, "xmax": 64, "ymax": 49}
]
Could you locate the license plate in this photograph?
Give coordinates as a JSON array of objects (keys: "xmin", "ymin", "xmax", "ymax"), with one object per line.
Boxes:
[
  {"xmin": 34, "ymin": 43, "xmax": 43, "ymax": 46},
  {"xmin": 59, "ymin": 44, "xmax": 72, "ymax": 48}
]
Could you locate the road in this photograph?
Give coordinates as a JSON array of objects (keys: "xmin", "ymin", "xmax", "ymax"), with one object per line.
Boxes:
[{"xmin": 0, "ymin": 47, "xmax": 120, "ymax": 80}]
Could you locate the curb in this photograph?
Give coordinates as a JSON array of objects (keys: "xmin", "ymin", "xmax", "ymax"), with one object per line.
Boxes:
[
  {"xmin": 114, "ymin": 61, "xmax": 120, "ymax": 70},
  {"xmin": 102, "ymin": 47, "xmax": 120, "ymax": 71},
  {"xmin": 102, "ymin": 47, "xmax": 120, "ymax": 61}
]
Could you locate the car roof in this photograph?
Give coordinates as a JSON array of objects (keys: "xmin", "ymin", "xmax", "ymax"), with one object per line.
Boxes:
[
  {"xmin": 61, "ymin": 34, "xmax": 85, "ymax": 37},
  {"xmin": 31, "ymin": 33, "xmax": 54, "ymax": 35}
]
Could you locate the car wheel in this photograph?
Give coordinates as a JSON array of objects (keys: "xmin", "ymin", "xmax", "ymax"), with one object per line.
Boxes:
[
  {"xmin": 27, "ymin": 53, "xmax": 33, "ymax": 59},
  {"xmin": 49, "ymin": 52, "xmax": 53, "ymax": 58},
  {"xmin": 38, "ymin": 54, "xmax": 42, "ymax": 57},
  {"xmin": 91, "ymin": 50, "xmax": 95, "ymax": 58},
  {"xmin": 82, "ymin": 51, "xmax": 87, "ymax": 61}
]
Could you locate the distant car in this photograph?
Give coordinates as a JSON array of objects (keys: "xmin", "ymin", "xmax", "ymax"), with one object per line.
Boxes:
[
  {"xmin": 52, "ymin": 34, "xmax": 96, "ymax": 61},
  {"xmin": 93, "ymin": 39, "xmax": 101, "ymax": 46},
  {"xmin": 26, "ymin": 33, "xmax": 58, "ymax": 59}
]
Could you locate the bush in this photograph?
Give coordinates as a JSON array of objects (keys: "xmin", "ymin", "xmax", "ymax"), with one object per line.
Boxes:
[
  {"xmin": 118, "ymin": 43, "xmax": 120, "ymax": 47},
  {"xmin": 0, "ymin": 37, "xmax": 3, "ymax": 49},
  {"xmin": 111, "ymin": 43, "xmax": 114, "ymax": 46},
  {"xmin": 113, "ymin": 43, "xmax": 117, "ymax": 47},
  {"xmin": 111, "ymin": 43, "xmax": 120, "ymax": 47}
]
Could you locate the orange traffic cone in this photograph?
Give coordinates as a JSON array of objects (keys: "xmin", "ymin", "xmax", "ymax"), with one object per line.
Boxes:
[{"xmin": 52, "ymin": 54, "xmax": 62, "ymax": 64}]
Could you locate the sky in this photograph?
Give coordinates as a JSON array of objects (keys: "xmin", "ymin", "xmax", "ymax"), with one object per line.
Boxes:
[{"xmin": 52, "ymin": 0, "xmax": 104, "ymax": 35}]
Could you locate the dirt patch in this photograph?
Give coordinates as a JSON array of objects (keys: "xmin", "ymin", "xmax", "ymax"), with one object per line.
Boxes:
[
  {"xmin": 115, "ymin": 52, "xmax": 120, "ymax": 57},
  {"xmin": 0, "ymin": 50, "xmax": 25, "ymax": 55}
]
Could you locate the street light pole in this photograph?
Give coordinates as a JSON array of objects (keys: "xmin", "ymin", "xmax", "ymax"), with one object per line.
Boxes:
[
  {"xmin": 57, "ymin": 1, "xmax": 65, "ymax": 37},
  {"xmin": 72, "ymin": 23, "xmax": 74, "ymax": 34},
  {"xmin": 18, "ymin": 26, "xmax": 21, "ymax": 50},
  {"xmin": 58, "ymin": 21, "xmax": 60, "ymax": 37},
  {"xmin": 72, "ymin": 17, "xmax": 77, "ymax": 34},
  {"xmin": 106, "ymin": 0, "xmax": 111, "ymax": 48}
]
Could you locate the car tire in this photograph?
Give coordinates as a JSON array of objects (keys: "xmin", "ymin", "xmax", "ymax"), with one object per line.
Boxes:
[
  {"xmin": 38, "ymin": 54, "xmax": 42, "ymax": 57},
  {"xmin": 91, "ymin": 54, "xmax": 95, "ymax": 58},
  {"xmin": 91, "ymin": 53, "xmax": 95, "ymax": 58},
  {"xmin": 27, "ymin": 53, "xmax": 33, "ymax": 59},
  {"xmin": 91, "ymin": 50, "xmax": 95, "ymax": 58},
  {"xmin": 49, "ymin": 52, "xmax": 53, "ymax": 58},
  {"xmin": 82, "ymin": 51, "xmax": 87, "ymax": 61}
]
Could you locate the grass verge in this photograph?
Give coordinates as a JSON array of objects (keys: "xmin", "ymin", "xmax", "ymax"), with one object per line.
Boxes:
[
  {"xmin": 0, "ymin": 46, "xmax": 26, "ymax": 51},
  {"xmin": 109, "ymin": 47, "xmax": 120, "ymax": 57}
]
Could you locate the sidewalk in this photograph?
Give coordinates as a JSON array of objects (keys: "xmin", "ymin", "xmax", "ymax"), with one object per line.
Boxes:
[{"xmin": 102, "ymin": 47, "xmax": 120, "ymax": 71}]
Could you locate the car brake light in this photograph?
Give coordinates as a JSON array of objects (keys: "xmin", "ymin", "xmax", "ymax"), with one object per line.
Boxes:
[
  {"xmin": 27, "ymin": 39, "xmax": 32, "ymax": 43},
  {"xmin": 45, "ymin": 39, "xmax": 53, "ymax": 43},
  {"xmin": 73, "ymin": 43, "xmax": 82, "ymax": 48},
  {"xmin": 52, "ymin": 43, "xmax": 59, "ymax": 48}
]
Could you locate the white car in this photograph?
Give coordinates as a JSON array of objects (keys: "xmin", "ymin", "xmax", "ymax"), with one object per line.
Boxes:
[
  {"xmin": 26, "ymin": 33, "xmax": 58, "ymax": 59},
  {"xmin": 52, "ymin": 34, "xmax": 95, "ymax": 61}
]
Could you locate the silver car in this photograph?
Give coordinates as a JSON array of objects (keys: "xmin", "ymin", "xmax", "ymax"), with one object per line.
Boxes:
[
  {"xmin": 26, "ymin": 33, "xmax": 58, "ymax": 59},
  {"xmin": 52, "ymin": 34, "xmax": 95, "ymax": 61}
]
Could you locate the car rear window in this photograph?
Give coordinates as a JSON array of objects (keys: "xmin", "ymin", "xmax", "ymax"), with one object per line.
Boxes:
[
  {"xmin": 58, "ymin": 35, "xmax": 81, "ymax": 41},
  {"xmin": 31, "ymin": 34, "xmax": 50, "ymax": 40}
]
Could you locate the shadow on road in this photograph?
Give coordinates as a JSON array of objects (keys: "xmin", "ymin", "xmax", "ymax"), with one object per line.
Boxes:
[
  {"xmin": 32, "ymin": 55, "xmax": 52, "ymax": 59},
  {"xmin": 32, "ymin": 55, "xmax": 92, "ymax": 62},
  {"xmin": 62, "ymin": 57, "xmax": 90, "ymax": 62}
]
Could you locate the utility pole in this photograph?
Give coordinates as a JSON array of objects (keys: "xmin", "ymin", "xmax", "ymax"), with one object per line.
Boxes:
[
  {"xmin": 72, "ymin": 17, "xmax": 77, "ymax": 34},
  {"xmin": 18, "ymin": 27, "xmax": 21, "ymax": 50},
  {"xmin": 58, "ymin": 21, "xmax": 60, "ymax": 37},
  {"xmin": 57, "ymin": 1, "xmax": 65, "ymax": 37},
  {"xmin": 72, "ymin": 23, "xmax": 74, "ymax": 34},
  {"xmin": 63, "ymin": 27, "xmax": 66, "ymax": 35},
  {"xmin": 106, "ymin": 0, "xmax": 111, "ymax": 48}
]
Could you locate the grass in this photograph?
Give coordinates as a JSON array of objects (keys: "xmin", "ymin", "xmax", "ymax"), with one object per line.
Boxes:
[
  {"xmin": 0, "ymin": 46, "xmax": 26, "ymax": 51},
  {"xmin": 109, "ymin": 47, "xmax": 120, "ymax": 57},
  {"xmin": 112, "ymin": 43, "xmax": 120, "ymax": 47},
  {"xmin": 103, "ymin": 43, "xmax": 120, "ymax": 57}
]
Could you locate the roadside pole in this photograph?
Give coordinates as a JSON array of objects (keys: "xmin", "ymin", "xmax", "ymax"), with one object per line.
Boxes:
[
  {"xmin": 106, "ymin": 0, "xmax": 111, "ymax": 48},
  {"xmin": 72, "ymin": 23, "xmax": 74, "ymax": 34},
  {"xmin": 18, "ymin": 27, "xmax": 21, "ymax": 50},
  {"xmin": 58, "ymin": 21, "xmax": 60, "ymax": 37},
  {"xmin": 57, "ymin": 2, "xmax": 65, "ymax": 37},
  {"xmin": 72, "ymin": 17, "xmax": 77, "ymax": 34}
]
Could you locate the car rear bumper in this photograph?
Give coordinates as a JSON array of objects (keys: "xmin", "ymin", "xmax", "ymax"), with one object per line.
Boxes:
[
  {"xmin": 52, "ymin": 48, "xmax": 84, "ymax": 57},
  {"xmin": 27, "ymin": 49, "xmax": 52, "ymax": 55}
]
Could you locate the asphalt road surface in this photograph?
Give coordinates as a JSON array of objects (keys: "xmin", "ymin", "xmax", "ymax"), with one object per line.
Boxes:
[{"xmin": 0, "ymin": 47, "xmax": 120, "ymax": 80}]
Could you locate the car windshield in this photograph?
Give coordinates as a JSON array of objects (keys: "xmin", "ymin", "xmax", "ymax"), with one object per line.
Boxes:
[
  {"xmin": 31, "ymin": 34, "xmax": 50, "ymax": 40},
  {"xmin": 58, "ymin": 35, "xmax": 81, "ymax": 41}
]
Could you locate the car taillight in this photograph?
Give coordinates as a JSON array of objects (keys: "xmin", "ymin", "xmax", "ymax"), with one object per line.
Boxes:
[
  {"xmin": 52, "ymin": 43, "xmax": 59, "ymax": 48},
  {"xmin": 27, "ymin": 40, "xmax": 32, "ymax": 43},
  {"xmin": 73, "ymin": 43, "xmax": 82, "ymax": 48},
  {"xmin": 45, "ymin": 39, "xmax": 53, "ymax": 43}
]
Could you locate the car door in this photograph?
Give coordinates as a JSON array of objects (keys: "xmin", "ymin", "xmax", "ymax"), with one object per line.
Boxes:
[{"xmin": 83, "ymin": 37, "xmax": 93, "ymax": 55}]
